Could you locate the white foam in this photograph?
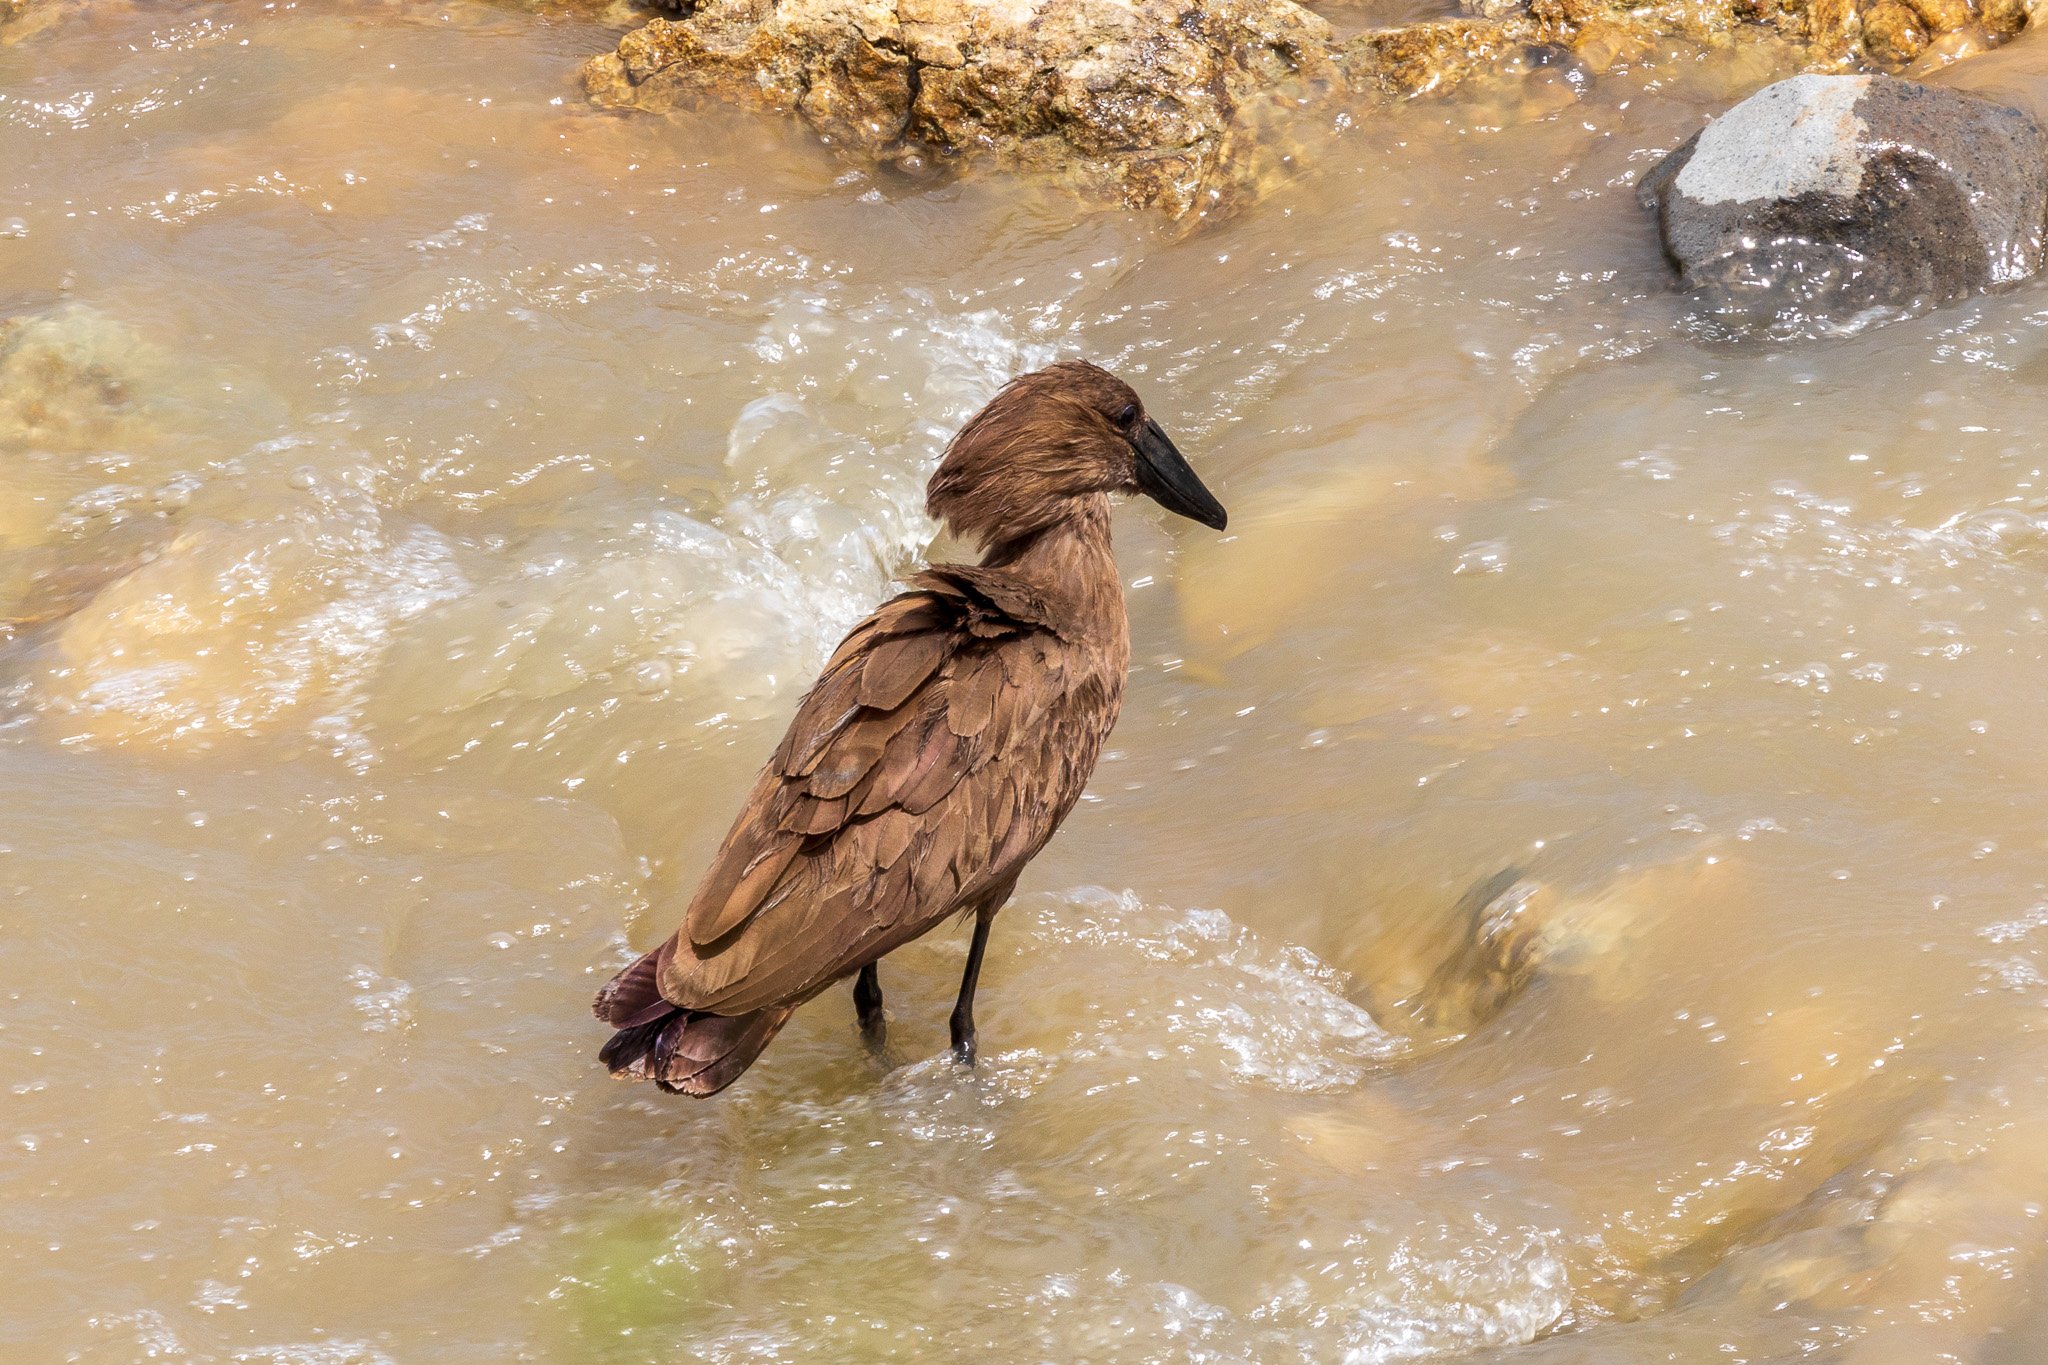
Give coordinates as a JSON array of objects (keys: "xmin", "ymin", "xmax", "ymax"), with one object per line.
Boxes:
[
  {"xmin": 37, "ymin": 478, "xmax": 467, "ymax": 751},
  {"xmin": 1034, "ymin": 888, "xmax": 1406, "ymax": 1092}
]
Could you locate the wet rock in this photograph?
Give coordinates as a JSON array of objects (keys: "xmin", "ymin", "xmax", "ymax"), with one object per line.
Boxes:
[
  {"xmin": 1981, "ymin": 0, "xmax": 2035, "ymax": 37},
  {"xmin": 1905, "ymin": 23, "xmax": 1995, "ymax": 75},
  {"xmin": 583, "ymin": 0, "xmax": 1347, "ymax": 219},
  {"xmin": 1391, "ymin": 852, "xmax": 1736, "ymax": 1038},
  {"xmin": 0, "ymin": 306, "xmax": 144, "ymax": 447},
  {"xmin": 1350, "ymin": 0, "xmax": 2030, "ymax": 102},
  {"xmin": 0, "ymin": 303, "xmax": 277, "ymax": 455},
  {"xmin": 1352, "ymin": 17, "xmax": 1550, "ymax": 99},
  {"xmin": 1862, "ymin": 0, "xmax": 1930, "ymax": 62},
  {"xmin": 585, "ymin": 0, "xmax": 2040, "ymax": 215},
  {"xmin": 0, "ymin": 0, "xmax": 60, "ymax": 44},
  {"xmin": 1636, "ymin": 75, "xmax": 2048, "ymax": 332},
  {"xmin": 1413, "ymin": 869, "xmax": 1548, "ymax": 1035}
]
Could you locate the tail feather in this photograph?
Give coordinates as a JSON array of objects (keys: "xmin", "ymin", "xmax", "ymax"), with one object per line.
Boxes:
[
  {"xmin": 596, "ymin": 948, "xmax": 795, "ymax": 1096},
  {"xmin": 593, "ymin": 942, "xmax": 675, "ymax": 1029},
  {"xmin": 598, "ymin": 1002, "xmax": 796, "ymax": 1096}
]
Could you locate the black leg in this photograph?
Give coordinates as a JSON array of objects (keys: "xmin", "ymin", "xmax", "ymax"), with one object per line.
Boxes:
[
  {"xmin": 854, "ymin": 962, "xmax": 885, "ymax": 1042},
  {"xmin": 950, "ymin": 908, "xmax": 995, "ymax": 1066}
]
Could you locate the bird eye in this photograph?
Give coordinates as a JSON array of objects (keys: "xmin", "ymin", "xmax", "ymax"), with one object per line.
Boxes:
[{"xmin": 1117, "ymin": 404, "xmax": 1138, "ymax": 426}]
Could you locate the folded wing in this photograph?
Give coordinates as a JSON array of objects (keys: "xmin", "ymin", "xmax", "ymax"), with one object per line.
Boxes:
[{"xmin": 647, "ymin": 568, "xmax": 1102, "ymax": 1017}]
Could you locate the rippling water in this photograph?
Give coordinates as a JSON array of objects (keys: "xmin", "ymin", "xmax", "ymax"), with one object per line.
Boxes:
[{"xmin": 10, "ymin": 4, "xmax": 2048, "ymax": 1360}]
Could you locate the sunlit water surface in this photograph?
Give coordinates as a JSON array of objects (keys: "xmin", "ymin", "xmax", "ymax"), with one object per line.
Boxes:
[{"xmin": 9, "ymin": 4, "xmax": 2048, "ymax": 1360}]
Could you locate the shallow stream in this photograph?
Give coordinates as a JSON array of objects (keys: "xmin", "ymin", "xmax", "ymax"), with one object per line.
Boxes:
[{"xmin": 8, "ymin": 4, "xmax": 2048, "ymax": 1360}]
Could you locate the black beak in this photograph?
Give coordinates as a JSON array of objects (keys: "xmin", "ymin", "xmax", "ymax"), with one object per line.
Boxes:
[{"xmin": 1132, "ymin": 418, "xmax": 1227, "ymax": 531}]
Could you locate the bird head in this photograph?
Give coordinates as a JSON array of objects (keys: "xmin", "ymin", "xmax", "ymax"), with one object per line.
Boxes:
[{"xmin": 926, "ymin": 360, "xmax": 1227, "ymax": 550}]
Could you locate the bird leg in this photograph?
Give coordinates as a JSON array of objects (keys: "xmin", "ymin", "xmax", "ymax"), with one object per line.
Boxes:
[
  {"xmin": 854, "ymin": 962, "xmax": 885, "ymax": 1043},
  {"xmin": 950, "ymin": 907, "xmax": 996, "ymax": 1066}
]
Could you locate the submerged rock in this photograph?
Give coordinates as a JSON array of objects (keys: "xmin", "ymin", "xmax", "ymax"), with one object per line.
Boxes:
[
  {"xmin": 1636, "ymin": 74, "xmax": 2048, "ymax": 333},
  {"xmin": 0, "ymin": 0, "xmax": 59, "ymax": 43},
  {"xmin": 0, "ymin": 306, "xmax": 145, "ymax": 447},
  {"xmin": 1383, "ymin": 852, "xmax": 1737, "ymax": 1039},
  {"xmin": 583, "ymin": 0, "xmax": 1346, "ymax": 219},
  {"xmin": 0, "ymin": 303, "xmax": 275, "ymax": 454}
]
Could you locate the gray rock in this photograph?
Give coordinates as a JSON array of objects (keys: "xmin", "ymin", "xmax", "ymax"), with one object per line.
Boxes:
[{"xmin": 1637, "ymin": 74, "xmax": 2048, "ymax": 334}]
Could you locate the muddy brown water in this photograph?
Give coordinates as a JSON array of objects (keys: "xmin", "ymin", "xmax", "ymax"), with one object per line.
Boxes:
[{"xmin": 8, "ymin": 4, "xmax": 2048, "ymax": 1360}]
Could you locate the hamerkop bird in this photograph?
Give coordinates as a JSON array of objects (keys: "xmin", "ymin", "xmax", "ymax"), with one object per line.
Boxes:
[{"xmin": 594, "ymin": 361, "xmax": 1228, "ymax": 1095}]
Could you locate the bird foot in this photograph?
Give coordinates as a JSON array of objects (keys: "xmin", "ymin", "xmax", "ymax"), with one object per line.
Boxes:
[{"xmin": 858, "ymin": 1010, "xmax": 888, "ymax": 1048}]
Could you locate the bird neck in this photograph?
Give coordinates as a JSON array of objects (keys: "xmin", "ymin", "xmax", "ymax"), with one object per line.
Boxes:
[{"xmin": 978, "ymin": 494, "xmax": 1126, "ymax": 641}]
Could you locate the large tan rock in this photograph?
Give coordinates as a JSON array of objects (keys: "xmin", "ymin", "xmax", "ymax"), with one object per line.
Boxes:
[
  {"xmin": 585, "ymin": 0, "xmax": 2036, "ymax": 218},
  {"xmin": 583, "ymin": 0, "xmax": 1348, "ymax": 219}
]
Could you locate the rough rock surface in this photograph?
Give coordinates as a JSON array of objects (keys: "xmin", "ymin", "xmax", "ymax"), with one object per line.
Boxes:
[
  {"xmin": 1636, "ymin": 74, "xmax": 2048, "ymax": 330},
  {"xmin": 586, "ymin": 0, "xmax": 2039, "ymax": 218},
  {"xmin": 1350, "ymin": 0, "xmax": 2031, "ymax": 100},
  {"xmin": 584, "ymin": 0, "xmax": 1347, "ymax": 219},
  {"xmin": 1, "ymin": 0, "xmax": 81, "ymax": 47}
]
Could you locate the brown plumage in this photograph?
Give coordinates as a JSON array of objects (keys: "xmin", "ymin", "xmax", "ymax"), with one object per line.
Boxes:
[{"xmin": 595, "ymin": 360, "xmax": 1228, "ymax": 1096}]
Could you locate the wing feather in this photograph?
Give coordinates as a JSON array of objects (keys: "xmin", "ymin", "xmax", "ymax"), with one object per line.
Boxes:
[
  {"xmin": 948, "ymin": 657, "xmax": 1003, "ymax": 738},
  {"xmin": 859, "ymin": 632, "xmax": 950, "ymax": 711},
  {"xmin": 783, "ymin": 793, "xmax": 850, "ymax": 836},
  {"xmin": 900, "ymin": 720, "xmax": 973, "ymax": 815},
  {"xmin": 778, "ymin": 664, "xmax": 863, "ymax": 776},
  {"xmin": 803, "ymin": 712, "xmax": 895, "ymax": 799}
]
